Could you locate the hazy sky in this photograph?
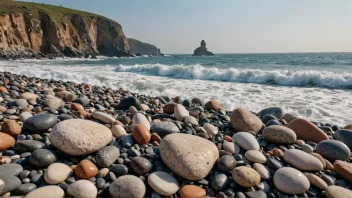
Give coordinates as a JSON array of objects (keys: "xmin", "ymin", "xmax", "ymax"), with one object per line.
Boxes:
[{"xmin": 22, "ymin": 0, "xmax": 352, "ymax": 53}]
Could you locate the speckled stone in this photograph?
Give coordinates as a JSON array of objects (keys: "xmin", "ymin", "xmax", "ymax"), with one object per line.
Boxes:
[
  {"xmin": 109, "ymin": 175, "xmax": 145, "ymax": 198},
  {"xmin": 232, "ymin": 166, "xmax": 260, "ymax": 187},
  {"xmin": 67, "ymin": 180, "xmax": 97, "ymax": 198},
  {"xmin": 96, "ymin": 146, "xmax": 120, "ymax": 168},
  {"xmin": 262, "ymin": 125, "xmax": 297, "ymax": 144},
  {"xmin": 315, "ymin": 140, "xmax": 351, "ymax": 162},
  {"xmin": 230, "ymin": 108, "xmax": 262, "ymax": 133}
]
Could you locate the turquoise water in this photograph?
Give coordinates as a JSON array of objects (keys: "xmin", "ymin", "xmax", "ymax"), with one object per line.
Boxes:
[{"xmin": 0, "ymin": 53, "xmax": 352, "ymax": 125}]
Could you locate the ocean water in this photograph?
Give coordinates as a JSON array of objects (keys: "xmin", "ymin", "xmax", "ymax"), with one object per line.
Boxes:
[{"xmin": 1, "ymin": 53, "xmax": 352, "ymax": 126}]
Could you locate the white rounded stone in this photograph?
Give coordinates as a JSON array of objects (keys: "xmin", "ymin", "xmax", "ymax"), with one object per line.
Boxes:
[
  {"xmin": 111, "ymin": 125, "xmax": 127, "ymax": 137},
  {"xmin": 92, "ymin": 111, "xmax": 115, "ymax": 124},
  {"xmin": 223, "ymin": 141, "xmax": 240, "ymax": 154},
  {"xmin": 19, "ymin": 111, "xmax": 32, "ymax": 121},
  {"xmin": 245, "ymin": 150, "xmax": 267, "ymax": 163},
  {"xmin": 44, "ymin": 96, "xmax": 64, "ymax": 110},
  {"xmin": 203, "ymin": 123, "xmax": 218, "ymax": 136},
  {"xmin": 174, "ymin": 104, "xmax": 189, "ymax": 121},
  {"xmin": 232, "ymin": 132, "xmax": 260, "ymax": 151},
  {"xmin": 67, "ymin": 180, "xmax": 97, "ymax": 198},
  {"xmin": 283, "ymin": 149, "xmax": 323, "ymax": 171},
  {"xmin": 132, "ymin": 113, "xmax": 150, "ymax": 130},
  {"xmin": 25, "ymin": 185, "xmax": 64, "ymax": 198},
  {"xmin": 148, "ymin": 171, "xmax": 179, "ymax": 196},
  {"xmin": 109, "ymin": 175, "xmax": 145, "ymax": 198},
  {"xmin": 274, "ymin": 167, "xmax": 310, "ymax": 195},
  {"xmin": 253, "ymin": 163, "xmax": 270, "ymax": 180},
  {"xmin": 44, "ymin": 163, "xmax": 73, "ymax": 184}
]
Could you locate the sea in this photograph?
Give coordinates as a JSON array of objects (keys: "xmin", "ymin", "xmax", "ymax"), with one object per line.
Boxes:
[{"xmin": 1, "ymin": 53, "xmax": 352, "ymax": 126}]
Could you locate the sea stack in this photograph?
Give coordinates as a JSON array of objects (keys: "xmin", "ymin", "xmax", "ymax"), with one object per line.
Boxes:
[{"xmin": 192, "ymin": 40, "xmax": 214, "ymax": 56}]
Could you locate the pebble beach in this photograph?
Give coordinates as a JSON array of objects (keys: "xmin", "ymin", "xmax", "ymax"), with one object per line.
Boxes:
[{"xmin": 0, "ymin": 71, "xmax": 352, "ymax": 198}]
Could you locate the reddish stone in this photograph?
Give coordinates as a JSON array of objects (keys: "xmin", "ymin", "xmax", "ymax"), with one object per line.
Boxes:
[
  {"xmin": 163, "ymin": 103, "xmax": 176, "ymax": 114},
  {"xmin": 71, "ymin": 103, "xmax": 84, "ymax": 111},
  {"xmin": 272, "ymin": 148, "xmax": 284, "ymax": 157},
  {"xmin": 0, "ymin": 87, "xmax": 7, "ymax": 93},
  {"xmin": 286, "ymin": 118, "xmax": 329, "ymax": 143},
  {"xmin": 75, "ymin": 160, "xmax": 98, "ymax": 179},
  {"xmin": 180, "ymin": 185, "xmax": 206, "ymax": 198},
  {"xmin": 1, "ymin": 120, "xmax": 21, "ymax": 136},
  {"xmin": 205, "ymin": 100, "xmax": 223, "ymax": 111},
  {"xmin": 334, "ymin": 160, "xmax": 352, "ymax": 184},
  {"xmin": 77, "ymin": 110, "xmax": 91, "ymax": 119},
  {"xmin": 151, "ymin": 133, "xmax": 161, "ymax": 143},
  {"xmin": 132, "ymin": 124, "xmax": 151, "ymax": 144},
  {"xmin": 224, "ymin": 135, "xmax": 232, "ymax": 142},
  {"xmin": 173, "ymin": 96, "xmax": 182, "ymax": 104},
  {"xmin": 0, "ymin": 132, "xmax": 15, "ymax": 151},
  {"xmin": 344, "ymin": 124, "xmax": 352, "ymax": 130}
]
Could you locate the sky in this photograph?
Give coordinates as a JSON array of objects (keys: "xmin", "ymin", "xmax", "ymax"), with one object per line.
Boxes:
[{"xmin": 22, "ymin": 0, "xmax": 352, "ymax": 54}]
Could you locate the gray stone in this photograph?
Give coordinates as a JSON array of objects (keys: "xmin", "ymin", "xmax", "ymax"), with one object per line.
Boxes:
[
  {"xmin": 29, "ymin": 149, "xmax": 57, "ymax": 168},
  {"xmin": 223, "ymin": 141, "xmax": 240, "ymax": 154},
  {"xmin": 262, "ymin": 125, "xmax": 296, "ymax": 144},
  {"xmin": 245, "ymin": 190, "xmax": 267, "ymax": 198},
  {"xmin": 0, "ymin": 164, "xmax": 23, "ymax": 178},
  {"xmin": 232, "ymin": 132, "xmax": 260, "ymax": 151},
  {"xmin": 148, "ymin": 171, "xmax": 179, "ymax": 196},
  {"xmin": 283, "ymin": 149, "xmax": 323, "ymax": 171},
  {"xmin": 211, "ymin": 173, "xmax": 229, "ymax": 192},
  {"xmin": 22, "ymin": 114, "xmax": 57, "ymax": 134},
  {"xmin": 118, "ymin": 97, "xmax": 140, "ymax": 110},
  {"xmin": 150, "ymin": 121, "xmax": 180, "ymax": 138},
  {"xmin": 14, "ymin": 183, "xmax": 37, "ymax": 195},
  {"xmin": 96, "ymin": 146, "xmax": 120, "ymax": 167},
  {"xmin": 217, "ymin": 155, "xmax": 237, "ymax": 172},
  {"xmin": 258, "ymin": 107, "xmax": 284, "ymax": 119},
  {"xmin": 334, "ymin": 129, "xmax": 352, "ymax": 149},
  {"xmin": 14, "ymin": 140, "xmax": 44, "ymax": 154},
  {"xmin": 0, "ymin": 176, "xmax": 21, "ymax": 193},
  {"xmin": 316, "ymin": 140, "xmax": 351, "ymax": 162},
  {"xmin": 73, "ymin": 98, "xmax": 90, "ymax": 106},
  {"xmin": 110, "ymin": 164, "xmax": 129, "ymax": 176},
  {"xmin": 15, "ymin": 99, "xmax": 28, "ymax": 108},
  {"xmin": 130, "ymin": 157, "xmax": 152, "ymax": 176},
  {"xmin": 109, "ymin": 175, "xmax": 146, "ymax": 198},
  {"xmin": 274, "ymin": 167, "xmax": 310, "ymax": 195}
]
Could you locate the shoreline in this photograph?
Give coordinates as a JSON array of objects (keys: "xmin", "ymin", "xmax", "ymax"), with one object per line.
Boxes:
[{"xmin": 0, "ymin": 71, "xmax": 351, "ymax": 197}]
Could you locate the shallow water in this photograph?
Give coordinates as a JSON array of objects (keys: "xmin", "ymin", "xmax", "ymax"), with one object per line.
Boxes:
[{"xmin": 1, "ymin": 53, "xmax": 352, "ymax": 125}]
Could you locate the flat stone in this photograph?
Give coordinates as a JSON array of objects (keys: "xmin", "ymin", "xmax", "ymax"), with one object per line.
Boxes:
[
  {"xmin": 0, "ymin": 132, "xmax": 15, "ymax": 151},
  {"xmin": 0, "ymin": 176, "xmax": 21, "ymax": 193},
  {"xmin": 232, "ymin": 166, "xmax": 260, "ymax": 187},
  {"xmin": 111, "ymin": 125, "xmax": 127, "ymax": 137},
  {"xmin": 274, "ymin": 167, "xmax": 310, "ymax": 195},
  {"xmin": 75, "ymin": 160, "xmax": 98, "ymax": 179},
  {"xmin": 283, "ymin": 149, "xmax": 323, "ymax": 171},
  {"xmin": 50, "ymin": 119, "xmax": 112, "ymax": 155},
  {"xmin": 316, "ymin": 140, "xmax": 350, "ymax": 162},
  {"xmin": 14, "ymin": 99, "xmax": 28, "ymax": 108},
  {"xmin": 0, "ymin": 164, "xmax": 23, "ymax": 177},
  {"xmin": 180, "ymin": 185, "xmax": 206, "ymax": 198},
  {"xmin": 217, "ymin": 155, "xmax": 237, "ymax": 172},
  {"xmin": 19, "ymin": 92, "xmax": 38, "ymax": 101},
  {"xmin": 253, "ymin": 163, "xmax": 270, "ymax": 180},
  {"xmin": 44, "ymin": 96, "xmax": 64, "ymax": 109},
  {"xmin": 334, "ymin": 160, "xmax": 352, "ymax": 184},
  {"xmin": 14, "ymin": 140, "xmax": 44, "ymax": 154},
  {"xmin": 160, "ymin": 133, "xmax": 219, "ymax": 180},
  {"xmin": 29, "ymin": 149, "xmax": 57, "ymax": 168},
  {"xmin": 132, "ymin": 113, "xmax": 150, "ymax": 130},
  {"xmin": 203, "ymin": 123, "xmax": 218, "ymax": 136},
  {"xmin": 325, "ymin": 185, "xmax": 352, "ymax": 198},
  {"xmin": 109, "ymin": 175, "xmax": 145, "ymax": 198},
  {"xmin": 150, "ymin": 121, "xmax": 179, "ymax": 138},
  {"xmin": 148, "ymin": 171, "xmax": 179, "ymax": 196},
  {"xmin": 22, "ymin": 114, "xmax": 57, "ymax": 134},
  {"xmin": 232, "ymin": 132, "xmax": 260, "ymax": 151},
  {"xmin": 245, "ymin": 150, "xmax": 267, "ymax": 163},
  {"xmin": 92, "ymin": 111, "xmax": 115, "ymax": 124},
  {"xmin": 304, "ymin": 173, "xmax": 327, "ymax": 190},
  {"xmin": 118, "ymin": 96, "xmax": 140, "ymax": 110},
  {"xmin": 67, "ymin": 180, "xmax": 97, "ymax": 198},
  {"xmin": 96, "ymin": 146, "xmax": 120, "ymax": 167},
  {"xmin": 334, "ymin": 129, "xmax": 352, "ymax": 149},
  {"xmin": 130, "ymin": 157, "xmax": 152, "ymax": 176},
  {"xmin": 44, "ymin": 163, "xmax": 73, "ymax": 184},
  {"xmin": 19, "ymin": 111, "xmax": 32, "ymax": 121},
  {"xmin": 262, "ymin": 125, "xmax": 297, "ymax": 144},
  {"xmin": 174, "ymin": 104, "xmax": 189, "ymax": 121},
  {"xmin": 223, "ymin": 141, "xmax": 240, "ymax": 154},
  {"xmin": 230, "ymin": 108, "xmax": 262, "ymax": 133},
  {"xmin": 25, "ymin": 185, "xmax": 64, "ymax": 198},
  {"xmin": 132, "ymin": 124, "xmax": 151, "ymax": 144},
  {"xmin": 258, "ymin": 107, "xmax": 284, "ymax": 119},
  {"xmin": 286, "ymin": 118, "xmax": 329, "ymax": 143},
  {"xmin": 14, "ymin": 183, "xmax": 36, "ymax": 195}
]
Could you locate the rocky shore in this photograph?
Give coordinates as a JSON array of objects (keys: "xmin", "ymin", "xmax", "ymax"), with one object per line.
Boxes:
[{"xmin": 0, "ymin": 71, "xmax": 351, "ymax": 198}]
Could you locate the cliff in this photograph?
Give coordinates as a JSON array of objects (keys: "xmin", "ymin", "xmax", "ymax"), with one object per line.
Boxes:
[
  {"xmin": 127, "ymin": 38, "xmax": 160, "ymax": 56},
  {"xmin": 0, "ymin": 0, "xmax": 131, "ymax": 59},
  {"xmin": 193, "ymin": 40, "xmax": 214, "ymax": 56}
]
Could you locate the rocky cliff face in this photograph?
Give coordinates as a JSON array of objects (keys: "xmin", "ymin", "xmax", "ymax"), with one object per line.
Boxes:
[
  {"xmin": 0, "ymin": 1, "xmax": 131, "ymax": 59},
  {"xmin": 193, "ymin": 40, "xmax": 214, "ymax": 56},
  {"xmin": 127, "ymin": 38, "xmax": 160, "ymax": 56}
]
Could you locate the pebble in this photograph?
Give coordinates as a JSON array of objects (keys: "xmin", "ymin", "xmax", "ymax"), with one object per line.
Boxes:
[
  {"xmin": 110, "ymin": 164, "xmax": 129, "ymax": 176},
  {"xmin": 132, "ymin": 113, "xmax": 151, "ymax": 130},
  {"xmin": 283, "ymin": 149, "xmax": 323, "ymax": 171},
  {"xmin": 205, "ymin": 100, "xmax": 223, "ymax": 111},
  {"xmin": 325, "ymin": 185, "xmax": 352, "ymax": 198},
  {"xmin": 25, "ymin": 185, "xmax": 64, "ymax": 198},
  {"xmin": 19, "ymin": 92, "xmax": 38, "ymax": 101},
  {"xmin": 304, "ymin": 173, "xmax": 327, "ymax": 190},
  {"xmin": 273, "ymin": 167, "xmax": 310, "ymax": 194},
  {"xmin": 203, "ymin": 123, "xmax": 218, "ymax": 136},
  {"xmin": 334, "ymin": 129, "xmax": 352, "ymax": 149},
  {"xmin": 232, "ymin": 132, "xmax": 260, "ymax": 151},
  {"xmin": 92, "ymin": 111, "xmax": 115, "ymax": 124},
  {"xmin": 29, "ymin": 149, "xmax": 57, "ymax": 168},
  {"xmin": 50, "ymin": 119, "xmax": 112, "ymax": 155},
  {"xmin": 44, "ymin": 96, "xmax": 64, "ymax": 109},
  {"xmin": 301, "ymin": 144, "xmax": 314, "ymax": 153},
  {"xmin": 253, "ymin": 163, "xmax": 270, "ymax": 180},
  {"xmin": 333, "ymin": 160, "xmax": 352, "ymax": 184},
  {"xmin": 14, "ymin": 140, "xmax": 44, "ymax": 154},
  {"xmin": 132, "ymin": 124, "xmax": 151, "ymax": 144},
  {"xmin": 258, "ymin": 107, "xmax": 284, "ymax": 119},
  {"xmin": 184, "ymin": 116, "xmax": 198, "ymax": 126},
  {"xmin": 22, "ymin": 113, "xmax": 57, "ymax": 134},
  {"xmin": 14, "ymin": 183, "xmax": 36, "ymax": 195},
  {"xmin": 232, "ymin": 166, "xmax": 260, "ymax": 187},
  {"xmin": 262, "ymin": 125, "xmax": 297, "ymax": 144},
  {"xmin": 217, "ymin": 155, "xmax": 237, "ymax": 172},
  {"xmin": 109, "ymin": 175, "xmax": 145, "ymax": 198},
  {"xmin": 73, "ymin": 97, "xmax": 90, "ymax": 106},
  {"xmin": 75, "ymin": 160, "xmax": 98, "ymax": 179},
  {"xmin": 163, "ymin": 103, "xmax": 175, "ymax": 114},
  {"xmin": 150, "ymin": 121, "xmax": 180, "ymax": 138},
  {"xmin": 1, "ymin": 120, "xmax": 21, "ymax": 136},
  {"xmin": 245, "ymin": 150, "xmax": 267, "ymax": 163},
  {"xmin": 174, "ymin": 104, "xmax": 189, "ymax": 121},
  {"xmin": 118, "ymin": 96, "xmax": 140, "ymax": 110},
  {"xmin": 180, "ymin": 185, "xmax": 206, "ymax": 198},
  {"xmin": 0, "ymin": 176, "xmax": 21, "ymax": 193},
  {"xmin": 160, "ymin": 133, "xmax": 219, "ymax": 180},
  {"xmin": 230, "ymin": 108, "xmax": 262, "ymax": 133},
  {"xmin": 282, "ymin": 112, "xmax": 301, "ymax": 123},
  {"xmin": 0, "ymin": 132, "xmax": 15, "ymax": 151},
  {"xmin": 67, "ymin": 180, "xmax": 98, "ymax": 198},
  {"xmin": 111, "ymin": 125, "xmax": 127, "ymax": 137},
  {"xmin": 286, "ymin": 118, "xmax": 329, "ymax": 143},
  {"xmin": 223, "ymin": 141, "xmax": 240, "ymax": 154},
  {"xmin": 148, "ymin": 171, "xmax": 179, "ymax": 196},
  {"xmin": 44, "ymin": 163, "xmax": 73, "ymax": 184},
  {"xmin": 130, "ymin": 157, "xmax": 152, "ymax": 175},
  {"xmin": 96, "ymin": 146, "xmax": 120, "ymax": 167},
  {"xmin": 316, "ymin": 140, "xmax": 351, "ymax": 162},
  {"xmin": 19, "ymin": 111, "xmax": 32, "ymax": 121}
]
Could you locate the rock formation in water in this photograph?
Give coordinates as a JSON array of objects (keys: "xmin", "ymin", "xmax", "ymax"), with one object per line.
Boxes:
[
  {"xmin": 0, "ymin": 0, "xmax": 131, "ymax": 59},
  {"xmin": 192, "ymin": 40, "xmax": 214, "ymax": 56},
  {"xmin": 128, "ymin": 38, "xmax": 162, "ymax": 56}
]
